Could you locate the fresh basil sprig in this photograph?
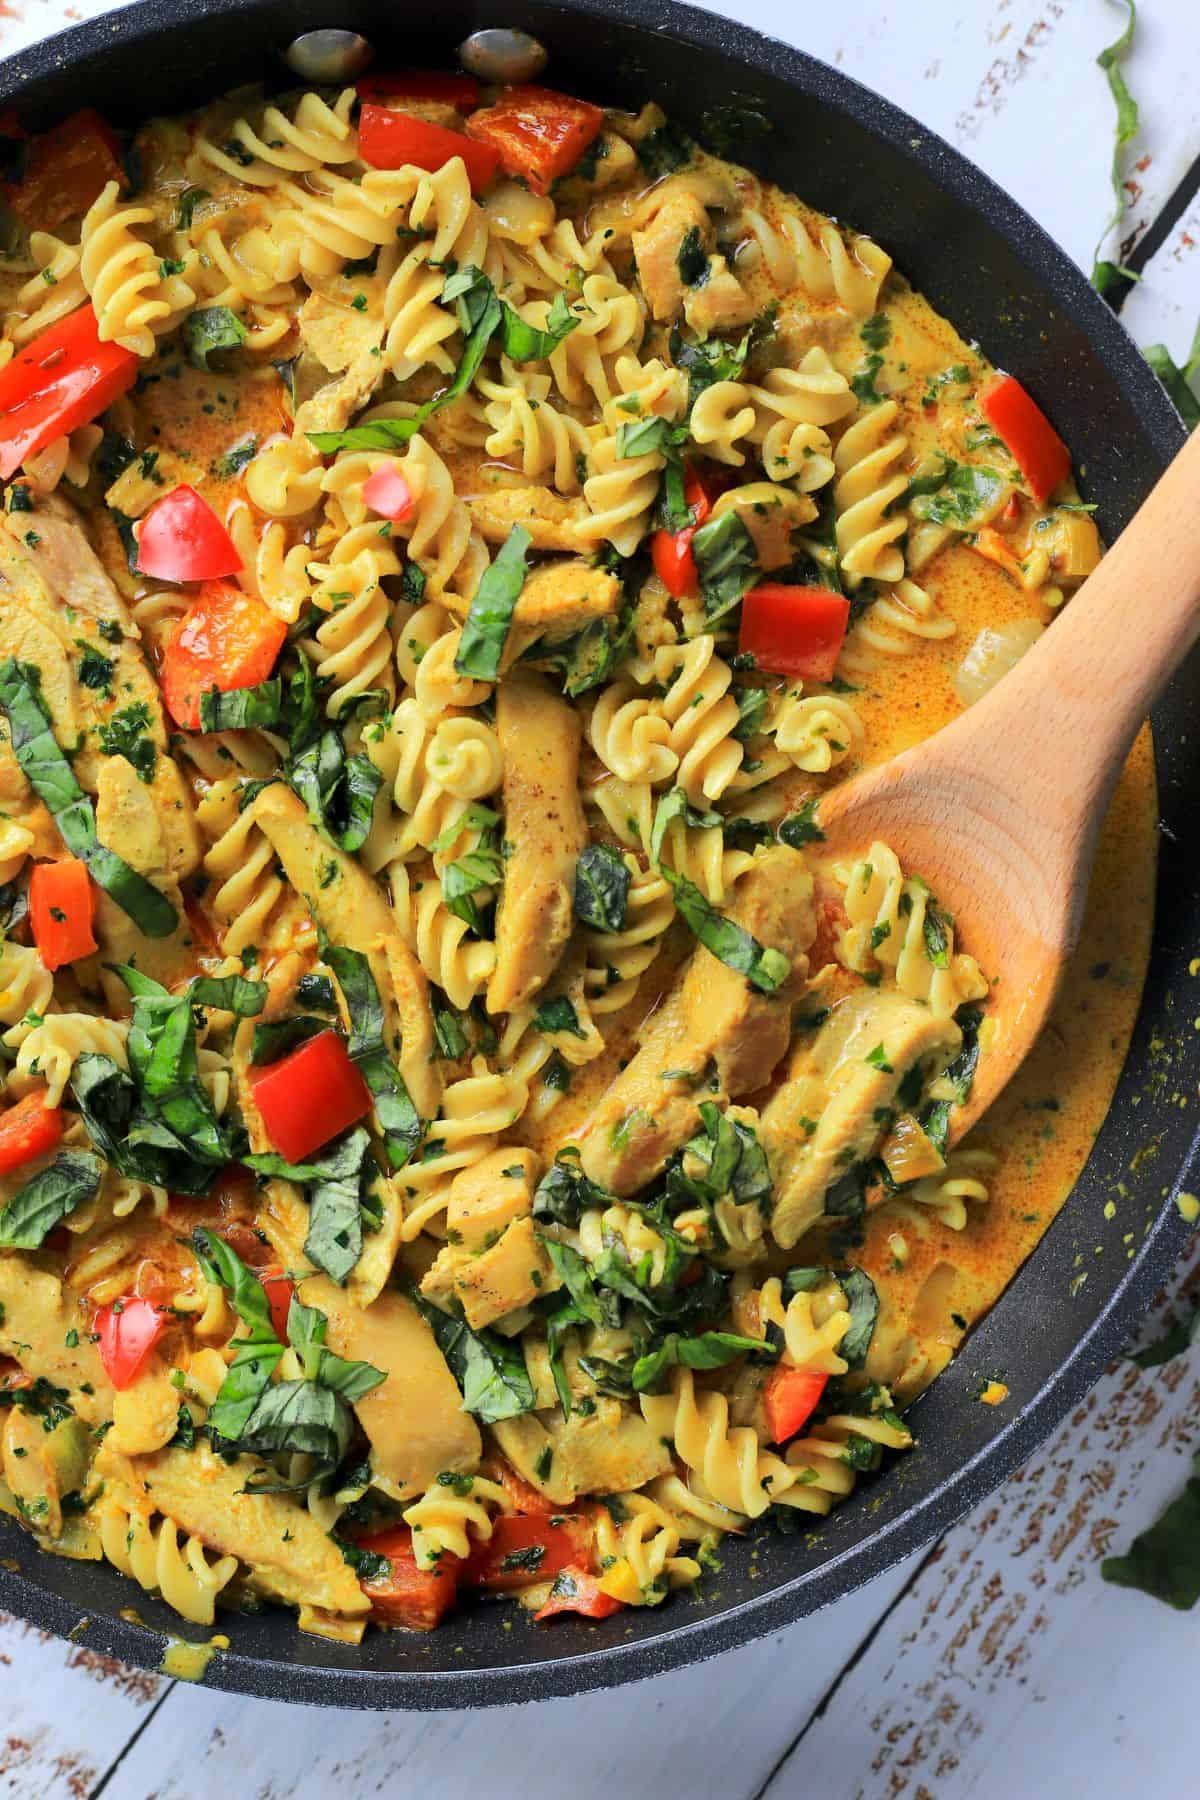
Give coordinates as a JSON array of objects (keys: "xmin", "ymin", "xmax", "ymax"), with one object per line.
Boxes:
[
  {"xmin": 413, "ymin": 1293, "xmax": 536, "ymax": 1424},
  {"xmin": 0, "ymin": 1152, "xmax": 103, "ymax": 1250},
  {"xmin": 661, "ymin": 868, "xmax": 790, "ymax": 994},
  {"xmin": 323, "ymin": 945, "xmax": 423, "ymax": 1174},
  {"xmin": 453, "ymin": 524, "xmax": 532, "ymax": 681},
  {"xmin": 500, "ymin": 292, "xmax": 578, "ymax": 363},
  {"xmin": 0, "ymin": 659, "xmax": 178, "ymax": 938},
  {"xmin": 573, "ymin": 843, "xmax": 630, "ymax": 933}
]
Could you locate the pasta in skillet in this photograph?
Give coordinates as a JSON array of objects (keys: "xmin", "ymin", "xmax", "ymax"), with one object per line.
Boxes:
[{"xmin": 0, "ymin": 69, "xmax": 1108, "ymax": 1642}]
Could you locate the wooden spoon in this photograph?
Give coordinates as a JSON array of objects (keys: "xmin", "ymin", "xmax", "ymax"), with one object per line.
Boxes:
[{"xmin": 816, "ymin": 424, "xmax": 1200, "ymax": 1142}]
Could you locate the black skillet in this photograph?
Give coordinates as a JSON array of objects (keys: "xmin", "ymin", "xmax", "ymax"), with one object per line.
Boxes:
[{"xmin": 0, "ymin": 0, "xmax": 1194, "ymax": 1710}]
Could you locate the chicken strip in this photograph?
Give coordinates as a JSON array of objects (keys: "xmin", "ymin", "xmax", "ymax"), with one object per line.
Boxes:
[
  {"xmin": 487, "ymin": 669, "xmax": 587, "ymax": 1014},
  {"xmin": 574, "ymin": 845, "xmax": 815, "ymax": 1193}
]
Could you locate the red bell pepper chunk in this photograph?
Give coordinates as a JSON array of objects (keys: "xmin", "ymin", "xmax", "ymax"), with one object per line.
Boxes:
[
  {"xmin": 466, "ymin": 86, "xmax": 604, "ymax": 196},
  {"xmin": 358, "ymin": 103, "xmax": 500, "ymax": 192},
  {"xmin": 534, "ymin": 1566, "xmax": 625, "ymax": 1622},
  {"xmin": 135, "ymin": 484, "xmax": 243, "ymax": 583},
  {"xmin": 250, "ymin": 1031, "xmax": 372, "ymax": 1164},
  {"xmin": 650, "ymin": 464, "xmax": 721, "ymax": 598},
  {"xmin": 738, "ymin": 583, "xmax": 851, "ymax": 682},
  {"xmin": 362, "ymin": 461, "xmax": 416, "ymax": 521},
  {"xmin": 460, "ymin": 1511, "xmax": 594, "ymax": 1590},
  {"xmin": 0, "ymin": 1088, "xmax": 65, "ymax": 1175},
  {"xmin": 29, "ymin": 857, "xmax": 97, "ymax": 972},
  {"xmin": 95, "ymin": 1296, "xmax": 169, "ymax": 1390},
  {"xmin": 357, "ymin": 71, "xmax": 480, "ymax": 109},
  {"xmin": 763, "ymin": 1367, "xmax": 828, "ymax": 1444},
  {"xmin": 260, "ymin": 1269, "xmax": 296, "ymax": 1343},
  {"xmin": 6, "ymin": 108, "xmax": 124, "ymax": 233},
  {"xmin": 978, "ymin": 373, "xmax": 1071, "ymax": 506},
  {"xmin": 159, "ymin": 578, "xmax": 287, "ymax": 730},
  {"xmin": 354, "ymin": 1525, "xmax": 460, "ymax": 1630},
  {"xmin": 0, "ymin": 303, "xmax": 138, "ymax": 480}
]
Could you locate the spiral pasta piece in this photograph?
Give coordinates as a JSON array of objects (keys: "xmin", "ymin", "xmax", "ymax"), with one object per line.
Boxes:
[
  {"xmin": 478, "ymin": 359, "xmax": 592, "ymax": 494},
  {"xmin": 6, "ymin": 231, "xmax": 88, "ymax": 346},
  {"xmin": 588, "ymin": 681, "xmax": 677, "ymax": 786},
  {"xmin": 80, "ymin": 183, "xmax": 194, "ymax": 357},
  {"xmin": 399, "ymin": 1061, "xmax": 529, "ymax": 1238},
  {"xmin": 12, "ymin": 1015, "xmax": 130, "ymax": 1106},
  {"xmin": 198, "ymin": 87, "xmax": 359, "ymax": 187},
  {"xmin": 0, "ymin": 942, "xmax": 54, "ymax": 1049},
  {"xmin": 840, "ymin": 576, "xmax": 956, "ymax": 666},
  {"xmin": 99, "ymin": 1496, "xmax": 238, "ymax": 1625},
  {"xmin": 593, "ymin": 1494, "xmax": 701, "ymax": 1604},
  {"xmin": 837, "ymin": 840, "xmax": 988, "ymax": 1018},
  {"xmin": 833, "ymin": 400, "xmax": 909, "ymax": 588},
  {"xmin": 196, "ymin": 778, "xmax": 313, "ymax": 960},
  {"xmin": 769, "ymin": 687, "xmax": 864, "ymax": 773},
  {"xmin": 786, "ymin": 215, "xmax": 892, "ymax": 315},
  {"xmin": 654, "ymin": 637, "xmax": 744, "ymax": 804},
  {"xmin": 640, "ymin": 1369, "xmax": 802, "ymax": 1520},
  {"xmin": 583, "ymin": 854, "xmax": 674, "ymax": 1014},
  {"xmin": 578, "ymin": 1202, "xmax": 670, "ymax": 1284},
  {"xmin": 403, "ymin": 1475, "xmax": 510, "ymax": 1570},
  {"xmin": 757, "ymin": 1276, "xmax": 851, "ymax": 1375},
  {"xmin": 405, "ymin": 863, "xmax": 498, "ymax": 1010},
  {"xmin": 580, "ymin": 356, "xmax": 687, "ymax": 555}
]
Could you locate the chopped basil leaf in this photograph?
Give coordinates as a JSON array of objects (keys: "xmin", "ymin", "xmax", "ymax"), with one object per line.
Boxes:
[
  {"xmin": 0, "ymin": 659, "xmax": 177, "ymax": 938},
  {"xmin": 192, "ymin": 1228, "xmax": 285, "ymax": 1439},
  {"xmin": 661, "ymin": 867, "xmax": 790, "ymax": 993},
  {"xmin": 287, "ymin": 728, "xmax": 381, "ymax": 853},
  {"xmin": 499, "ymin": 291, "xmax": 579, "ymax": 362},
  {"xmin": 1101, "ymin": 1449, "xmax": 1200, "ymax": 1610},
  {"xmin": 534, "ymin": 995, "xmax": 585, "ymax": 1039},
  {"xmin": 176, "ymin": 186, "xmax": 210, "ymax": 228},
  {"xmin": 184, "ymin": 305, "xmax": 248, "ymax": 371},
  {"xmin": 98, "ymin": 701, "xmax": 157, "ymax": 785},
  {"xmin": 453, "ymin": 525, "xmax": 531, "ymax": 681},
  {"xmin": 199, "ymin": 680, "xmax": 283, "ymax": 733},
  {"xmin": 413, "ymin": 1295, "xmax": 536, "ymax": 1423},
  {"xmin": 324, "ymin": 944, "xmax": 423, "ymax": 1173},
  {"xmin": 573, "ymin": 843, "xmax": 630, "ymax": 933},
  {"xmin": 676, "ymin": 225, "xmax": 709, "ymax": 287},
  {"xmin": 0, "ymin": 1152, "xmax": 102, "ymax": 1249},
  {"xmin": 249, "ymin": 1014, "xmax": 328, "ymax": 1066},
  {"xmin": 187, "ymin": 973, "xmax": 267, "ymax": 1017},
  {"xmin": 1089, "ymin": 0, "xmax": 1140, "ymax": 294},
  {"xmin": 532, "ymin": 1155, "xmax": 615, "ymax": 1229},
  {"xmin": 649, "ymin": 787, "xmax": 722, "ymax": 866},
  {"xmin": 691, "ymin": 510, "xmax": 758, "ymax": 624},
  {"xmin": 632, "ymin": 1328, "xmax": 771, "ymax": 1393},
  {"xmin": 778, "ymin": 800, "xmax": 825, "ymax": 848}
]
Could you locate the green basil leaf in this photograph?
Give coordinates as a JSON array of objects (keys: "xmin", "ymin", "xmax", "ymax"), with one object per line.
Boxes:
[
  {"xmin": 839, "ymin": 1267, "xmax": 880, "ymax": 1367},
  {"xmin": 1131, "ymin": 1306, "xmax": 1200, "ymax": 1370},
  {"xmin": 248, "ymin": 1126, "xmax": 376, "ymax": 1285},
  {"xmin": 296, "ymin": 972, "xmax": 339, "ymax": 1014},
  {"xmin": 691, "ymin": 510, "xmax": 759, "ymax": 625},
  {"xmin": 778, "ymin": 800, "xmax": 826, "ymax": 848},
  {"xmin": 176, "ymin": 186, "xmax": 210, "ymax": 228},
  {"xmin": 533, "ymin": 995, "xmax": 585, "ymax": 1039},
  {"xmin": 249, "ymin": 1014, "xmax": 329, "ymax": 1066},
  {"xmin": 199, "ymin": 679, "xmax": 283, "ymax": 733},
  {"xmin": 316, "ymin": 1351, "xmax": 385, "ymax": 1403},
  {"xmin": 616, "ymin": 416, "xmax": 670, "ymax": 459},
  {"xmin": 920, "ymin": 1006, "xmax": 983, "ymax": 1153},
  {"xmin": 732, "ymin": 685, "xmax": 768, "ymax": 742},
  {"xmin": 649, "ymin": 786, "xmax": 722, "ymax": 867},
  {"xmin": 573, "ymin": 842, "xmax": 630, "ymax": 933},
  {"xmin": 661, "ymin": 867, "xmax": 790, "ymax": 993},
  {"xmin": 1143, "ymin": 342, "xmax": 1200, "ymax": 430},
  {"xmin": 676, "ymin": 225, "xmax": 709, "ymax": 287},
  {"xmin": 532, "ymin": 1155, "xmax": 615, "ymax": 1229},
  {"xmin": 1089, "ymin": 0, "xmax": 1140, "ymax": 294},
  {"xmin": 188, "ymin": 974, "xmax": 268, "ymax": 1017},
  {"xmin": 307, "ymin": 267, "xmax": 501, "ymax": 456},
  {"xmin": 441, "ymin": 845, "xmax": 504, "ymax": 932},
  {"xmin": 637, "ymin": 122, "xmax": 694, "ymax": 180},
  {"xmin": 910, "ymin": 464, "xmax": 1006, "ymax": 529},
  {"xmin": 499, "ymin": 292, "xmax": 579, "ymax": 362},
  {"xmin": 287, "ymin": 729, "xmax": 381, "ymax": 852},
  {"xmin": 413, "ymin": 1295, "xmax": 536, "ymax": 1424},
  {"xmin": 0, "ymin": 1151, "xmax": 103, "ymax": 1249},
  {"xmin": 192, "ymin": 1228, "xmax": 285, "ymax": 1440},
  {"xmin": 1101, "ymin": 1449, "xmax": 1200, "ymax": 1610},
  {"xmin": 240, "ymin": 1377, "xmax": 353, "ymax": 1468},
  {"xmin": 324, "ymin": 945, "xmax": 424, "ymax": 1172},
  {"xmin": 632, "ymin": 1328, "xmax": 771, "ymax": 1393},
  {"xmin": 117, "ymin": 965, "xmax": 231, "ymax": 1167},
  {"xmin": 185, "ymin": 305, "xmax": 248, "ymax": 371},
  {"xmin": 433, "ymin": 1005, "xmax": 469, "ymax": 1060},
  {"xmin": 0, "ymin": 659, "xmax": 177, "ymax": 939},
  {"xmin": 453, "ymin": 524, "xmax": 532, "ymax": 681}
]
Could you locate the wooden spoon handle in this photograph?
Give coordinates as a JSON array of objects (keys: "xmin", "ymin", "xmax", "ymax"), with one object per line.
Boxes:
[{"xmin": 966, "ymin": 422, "xmax": 1200, "ymax": 819}]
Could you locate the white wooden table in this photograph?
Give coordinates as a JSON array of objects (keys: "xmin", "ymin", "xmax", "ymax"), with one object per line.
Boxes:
[{"xmin": 2, "ymin": 1, "xmax": 1199, "ymax": 1794}]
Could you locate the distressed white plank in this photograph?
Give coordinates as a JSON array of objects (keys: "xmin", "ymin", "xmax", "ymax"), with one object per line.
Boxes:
[
  {"xmin": 96, "ymin": 1563, "xmax": 916, "ymax": 1800},
  {"xmin": 0, "ymin": 1609, "xmax": 166, "ymax": 1798},
  {"xmin": 760, "ymin": 1230, "xmax": 1200, "ymax": 1800},
  {"xmin": 1121, "ymin": 191, "xmax": 1200, "ymax": 365}
]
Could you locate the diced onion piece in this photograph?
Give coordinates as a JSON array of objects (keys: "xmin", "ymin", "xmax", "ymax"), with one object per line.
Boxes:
[{"xmin": 953, "ymin": 618, "xmax": 1045, "ymax": 708}]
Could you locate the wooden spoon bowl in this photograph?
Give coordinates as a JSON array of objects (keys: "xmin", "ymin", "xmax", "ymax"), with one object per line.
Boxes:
[{"xmin": 817, "ymin": 424, "xmax": 1200, "ymax": 1139}]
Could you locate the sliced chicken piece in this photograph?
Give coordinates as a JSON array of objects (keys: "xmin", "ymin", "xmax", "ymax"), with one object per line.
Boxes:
[
  {"xmin": 684, "ymin": 255, "xmax": 757, "ymax": 334},
  {"xmin": 487, "ymin": 669, "xmax": 586, "ymax": 1014},
  {"xmin": 632, "ymin": 189, "xmax": 710, "ymax": 322},
  {"xmin": 96, "ymin": 1438, "xmax": 369, "ymax": 1617},
  {"xmin": 575, "ymin": 846, "xmax": 815, "ymax": 1194},
  {"xmin": 0, "ymin": 1262, "xmax": 111, "ymax": 1425},
  {"xmin": 298, "ymin": 278, "xmax": 386, "ymax": 374},
  {"xmin": 761, "ymin": 986, "xmax": 964, "ymax": 1249},
  {"xmin": 301, "ymin": 1277, "xmax": 481, "ymax": 1502},
  {"xmin": 491, "ymin": 1399, "xmax": 672, "ymax": 1506},
  {"xmin": 466, "ymin": 484, "xmax": 589, "ymax": 553},
  {"xmin": 294, "ymin": 341, "xmax": 386, "ymax": 437},
  {"xmin": 94, "ymin": 755, "xmax": 197, "ymax": 1003},
  {"xmin": 251, "ymin": 782, "xmax": 441, "ymax": 1118},
  {"xmin": 107, "ymin": 1349, "xmax": 181, "ymax": 1455}
]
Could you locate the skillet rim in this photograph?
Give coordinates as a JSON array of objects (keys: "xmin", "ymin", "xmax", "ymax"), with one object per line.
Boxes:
[{"xmin": 0, "ymin": 0, "xmax": 1192, "ymax": 1710}]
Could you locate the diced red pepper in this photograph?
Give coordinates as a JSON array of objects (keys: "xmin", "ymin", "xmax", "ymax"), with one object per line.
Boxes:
[
  {"xmin": 738, "ymin": 583, "xmax": 851, "ymax": 681},
  {"xmin": 534, "ymin": 1566, "xmax": 624, "ymax": 1621},
  {"xmin": 354, "ymin": 1525, "xmax": 460, "ymax": 1630},
  {"xmin": 95, "ymin": 1296, "xmax": 169, "ymax": 1390},
  {"xmin": 466, "ymin": 86, "xmax": 604, "ymax": 196},
  {"xmin": 135, "ymin": 484, "xmax": 243, "ymax": 583},
  {"xmin": 763, "ymin": 1367, "xmax": 827, "ymax": 1444},
  {"xmin": 250, "ymin": 1030, "xmax": 372, "ymax": 1164},
  {"xmin": 6, "ymin": 108, "xmax": 124, "ymax": 232},
  {"xmin": 460, "ymin": 1511, "xmax": 594, "ymax": 1590},
  {"xmin": 0, "ymin": 304, "xmax": 138, "ymax": 480},
  {"xmin": 650, "ymin": 464, "xmax": 721, "ymax": 598},
  {"xmin": 260, "ymin": 1269, "xmax": 296, "ymax": 1343},
  {"xmin": 357, "ymin": 71, "xmax": 480, "ymax": 109},
  {"xmin": 0, "ymin": 1088, "xmax": 65, "ymax": 1175},
  {"xmin": 29, "ymin": 858, "xmax": 96, "ymax": 971},
  {"xmin": 488, "ymin": 1457, "xmax": 555, "ymax": 1517},
  {"xmin": 159, "ymin": 578, "xmax": 286, "ymax": 730},
  {"xmin": 978, "ymin": 373, "xmax": 1071, "ymax": 506},
  {"xmin": 362, "ymin": 461, "xmax": 415, "ymax": 521},
  {"xmin": 357, "ymin": 103, "xmax": 500, "ymax": 192}
]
